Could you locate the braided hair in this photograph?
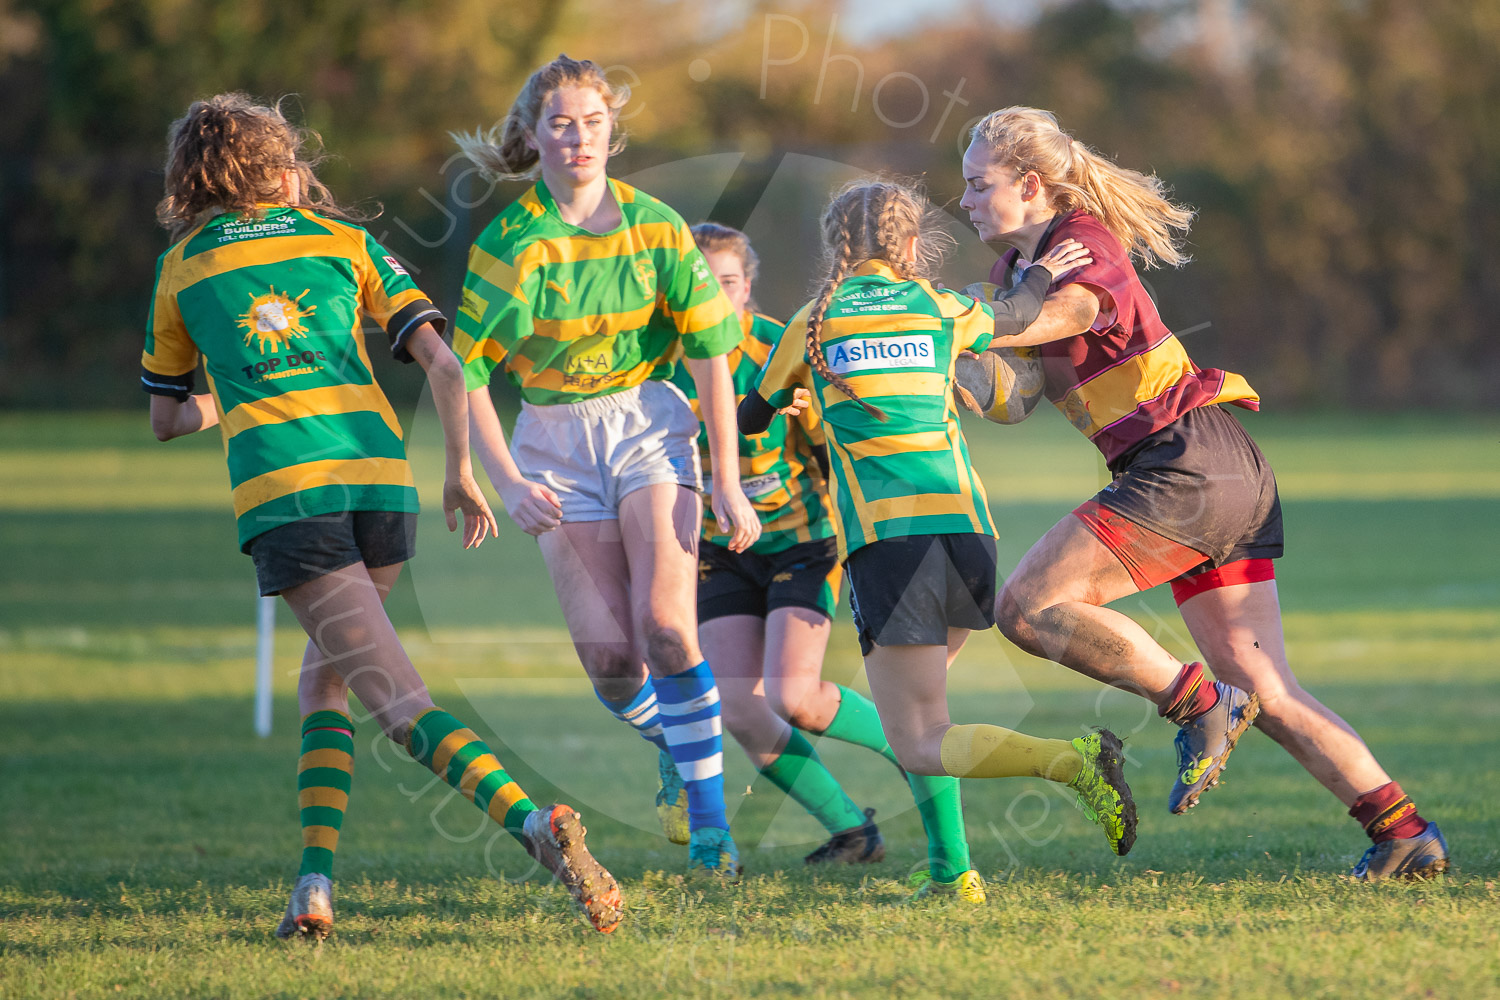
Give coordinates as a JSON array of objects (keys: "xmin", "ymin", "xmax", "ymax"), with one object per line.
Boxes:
[{"xmin": 804, "ymin": 179, "xmax": 954, "ymax": 421}]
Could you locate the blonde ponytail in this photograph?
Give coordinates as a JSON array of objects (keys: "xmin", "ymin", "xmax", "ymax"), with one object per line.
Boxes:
[
  {"xmin": 971, "ymin": 107, "xmax": 1195, "ymax": 269},
  {"xmin": 453, "ymin": 54, "xmax": 629, "ymax": 182}
]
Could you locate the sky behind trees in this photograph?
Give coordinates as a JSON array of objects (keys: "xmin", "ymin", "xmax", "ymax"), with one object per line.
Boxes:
[{"xmin": 2, "ymin": 0, "xmax": 1496, "ymax": 409}]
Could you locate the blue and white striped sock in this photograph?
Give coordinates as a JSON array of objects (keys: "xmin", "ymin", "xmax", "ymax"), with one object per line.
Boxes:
[
  {"xmin": 654, "ymin": 661, "xmax": 728, "ymax": 831},
  {"xmin": 597, "ymin": 680, "xmax": 670, "ymax": 754}
]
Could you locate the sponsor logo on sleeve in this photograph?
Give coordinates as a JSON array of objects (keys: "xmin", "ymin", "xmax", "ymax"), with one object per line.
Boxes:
[{"xmin": 383, "ymin": 255, "xmax": 409, "ymax": 276}]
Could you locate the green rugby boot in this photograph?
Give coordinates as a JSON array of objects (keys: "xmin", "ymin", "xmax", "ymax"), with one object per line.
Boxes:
[{"xmin": 1068, "ymin": 729, "xmax": 1137, "ymax": 856}]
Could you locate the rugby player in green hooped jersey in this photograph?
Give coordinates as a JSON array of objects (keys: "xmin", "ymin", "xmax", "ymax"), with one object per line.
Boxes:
[
  {"xmin": 671, "ymin": 221, "xmax": 987, "ymax": 886},
  {"xmin": 142, "ymin": 93, "xmax": 624, "ymax": 938},
  {"xmin": 741, "ymin": 178, "xmax": 1137, "ymax": 901},
  {"xmin": 450, "ymin": 55, "xmax": 759, "ymax": 878}
]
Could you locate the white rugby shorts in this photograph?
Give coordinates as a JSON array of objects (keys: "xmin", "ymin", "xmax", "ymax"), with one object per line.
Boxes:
[{"xmin": 510, "ymin": 379, "xmax": 702, "ymax": 522}]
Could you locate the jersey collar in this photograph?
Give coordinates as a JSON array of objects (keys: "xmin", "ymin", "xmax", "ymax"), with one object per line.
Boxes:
[
  {"xmin": 534, "ymin": 177, "xmax": 627, "ymax": 236},
  {"xmin": 851, "ymin": 259, "xmax": 901, "ymax": 280}
]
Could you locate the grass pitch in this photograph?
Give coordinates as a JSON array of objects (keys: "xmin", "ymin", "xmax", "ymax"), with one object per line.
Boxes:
[{"xmin": 2, "ymin": 409, "xmax": 1498, "ymax": 999}]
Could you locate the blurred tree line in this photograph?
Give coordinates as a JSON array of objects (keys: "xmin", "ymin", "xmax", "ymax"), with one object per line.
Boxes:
[{"xmin": 2, "ymin": 0, "xmax": 1496, "ymax": 409}]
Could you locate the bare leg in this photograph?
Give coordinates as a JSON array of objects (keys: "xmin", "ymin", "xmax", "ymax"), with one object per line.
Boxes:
[
  {"xmin": 536, "ymin": 519, "xmax": 649, "ymax": 703},
  {"xmin": 278, "ymin": 561, "xmax": 433, "ymax": 746},
  {"xmin": 618, "ymin": 484, "xmax": 706, "ymax": 678},
  {"xmin": 996, "ymin": 515, "xmax": 1183, "ymax": 704},
  {"xmin": 1177, "ymin": 579, "xmax": 1391, "ymax": 806},
  {"xmin": 860, "ymin": 630, "xmax": 970, "ymax": 775},
  {"xmin": 762, "ymin": 606, "xmax": 840, "ymax": 733},
  {"xmin": 701, "ymin": 615, "xmax": 789, "ymax": 769},
  {"xmin": 295, "ymin": 563, "xmax": 405, "ymax": 716}
]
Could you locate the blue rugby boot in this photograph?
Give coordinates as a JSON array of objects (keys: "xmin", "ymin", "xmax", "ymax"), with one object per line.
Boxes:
[
  {"xmin": 1168, "ymin": 681, "xmax": 1260, "ymax": 814},
  {"xmin": 688, "ymin": 826, "xmax": 743, "ymax": 882},
  {"xmin": 1351, "ymin": 822, "xmax": 1450, "ymax": 880}
]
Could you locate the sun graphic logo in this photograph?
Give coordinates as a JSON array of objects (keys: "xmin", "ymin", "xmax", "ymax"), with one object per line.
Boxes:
[{"xmin": 238, "ymin": 287, "xmax": 315, "ymax": 354}]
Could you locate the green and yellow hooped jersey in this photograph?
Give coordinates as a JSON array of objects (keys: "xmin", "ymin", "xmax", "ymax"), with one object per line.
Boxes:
[
  {"xmin": 752, "ymin": 260, "xmax": 997, "ymax": 561},
  {"xmin": 141, "ymin": 206, "xmax": 440, "ymax": 550},
  {"xmin": 453, "ymin": 178, "xmax": 740, "ymax": 404},
  {"xmin": 670, "ymin": 311, "xmax": 835, "ymax": 555}
]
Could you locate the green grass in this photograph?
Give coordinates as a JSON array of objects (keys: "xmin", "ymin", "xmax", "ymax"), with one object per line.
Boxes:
[{"xmin": 2, "ymin": 410, "xmax": 1499, "ymax": 999}]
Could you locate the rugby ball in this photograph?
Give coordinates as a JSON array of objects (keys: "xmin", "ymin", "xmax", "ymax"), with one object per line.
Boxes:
[{"xmin": 953, "ymin": 282, "xmax": 1046, "ymax": 424}]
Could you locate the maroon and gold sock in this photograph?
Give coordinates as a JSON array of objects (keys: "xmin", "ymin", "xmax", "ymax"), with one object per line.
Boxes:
[
  {"xmin": 1159, "ymin": 662, "xmax": 1220, "ymax": 725},
  {"xmin": 1350, "ymin": 781, "xmax": 1428, "ymax": 843}
]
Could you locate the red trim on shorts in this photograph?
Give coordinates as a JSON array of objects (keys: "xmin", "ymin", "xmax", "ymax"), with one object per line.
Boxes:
[
  {"xmin": 1072, "ymin": 499, "xmax": 1208, "ymax": 592},
  {"xmin": 1170, "ymin": 558, "xmax": 1276, "ymax": 606}
]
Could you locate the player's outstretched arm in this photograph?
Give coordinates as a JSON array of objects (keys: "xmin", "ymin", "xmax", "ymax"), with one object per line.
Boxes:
[
  {"xmin": 408, "ymin": 324, "xmax": 499, "ymax": 548},
  {"xmin": 985, "ymin": 239, "xmax": 1096, "ymax": 346},
  {"xmin": 991, "ymin": 283, "xmax": 1102, "ymax": 348},
  {"xmin": 149, "ymin": 393, "xmax": 218, "ymax": 442}
]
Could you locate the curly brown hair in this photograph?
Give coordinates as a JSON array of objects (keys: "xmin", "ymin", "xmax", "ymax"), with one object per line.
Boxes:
[{"xmin": 156, "ymin": 93, "xmax": 365, "ymax": 239}]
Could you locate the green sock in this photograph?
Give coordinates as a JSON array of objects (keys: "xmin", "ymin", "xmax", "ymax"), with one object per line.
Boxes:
[
  {"xmin": 819, "ymin": 684, "xmax": 902, "ymax": 771},
  {"xmin": 405, "ymin": 707, "xmax": 537, "ymax": 846},
  {"xmin": 759, "ymin": 729, "xmax": 868, "ymax": 836},
  {"xmin": 296, "ymin": 710, "xmax": 354, "ymax": 878},
  {"xmin": 818, "ymin": 686, "xmax": 970, "ymax": 879},
  {"xmin": 909, "ymin": 774, "xmax": 971, "ymax": 883}
]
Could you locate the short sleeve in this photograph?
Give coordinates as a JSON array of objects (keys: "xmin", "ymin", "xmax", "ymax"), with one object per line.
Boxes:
[
  {"xmin": 453, "ymin": 241, "xmax": 535, "ymax": 392},
  {"xmin": 753, "ymin": 308, "xmax": 812, "ymax": 410},
  {"xmin": 933, "ymin": 287, "xmax": 995, "ymax": 355},
  {"xmin": 1041, "ymin": 215, "xmax": 1132, "ymax": 319},
  {"xmin": 957, "ymin": 297, "xmax": 995, "ymax": 355},
  {"xmin": 662, "ymin": 224, "xmax": 739, "ymax": 360},
  {"xmin": 140, "ymin": 254, "xmax": 198, "ymax": 401},
  {"xmin": 359, "ymin": 232, "xmax": 445, "ymax": 364}
]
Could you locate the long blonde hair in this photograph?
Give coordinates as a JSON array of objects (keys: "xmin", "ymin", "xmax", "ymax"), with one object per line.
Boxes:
[
  {"xmin": 970, "ymin": 107, "xmax": 1194, "ymax": 269},
  {"xmin": 156, "ymin": 93, "xmax": 362, "ymax": 239},
  {"xmin": 453, "ymin": 55, "xmax": 629, "ymax": 182},
  {"xmin": 806, "ymin": 179, "xmax": 954, "ymax": 422}
]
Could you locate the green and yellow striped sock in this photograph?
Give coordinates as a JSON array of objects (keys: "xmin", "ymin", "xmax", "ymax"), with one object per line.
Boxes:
[
  {"xmin": 405, "ymin": 708, "xmax": 537, "ymax": 844},
  {"xmin": 296, "ymin": 709, "xmax": 355, "ymax": 878}
]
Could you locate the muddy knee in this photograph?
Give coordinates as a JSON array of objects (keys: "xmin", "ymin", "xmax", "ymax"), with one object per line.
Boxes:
[
  {"xmin": 642, "ymin": 619, "xmax": 693, "ymax": 675},
  {"xmin": 579, "ymin": 645, "xmax": 642, "ymax": 702},
  {"xmin": 994, "ymin": 585, "xmax": 1039, "ymax": 648}
]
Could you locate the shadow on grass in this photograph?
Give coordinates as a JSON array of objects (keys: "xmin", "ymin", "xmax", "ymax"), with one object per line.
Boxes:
[{"xmin": 2, "ymin": 496, "xmax": 1496, "ymax": 632}]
